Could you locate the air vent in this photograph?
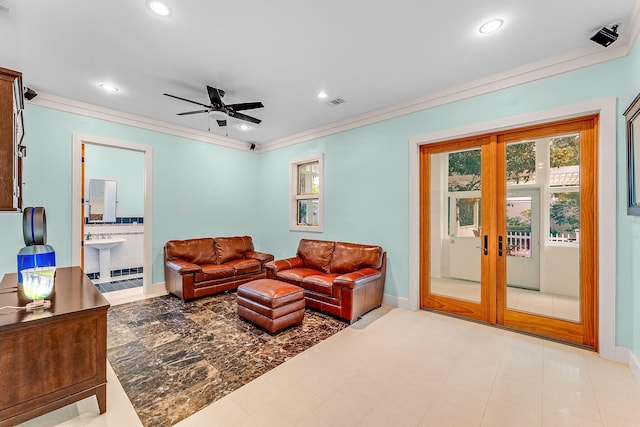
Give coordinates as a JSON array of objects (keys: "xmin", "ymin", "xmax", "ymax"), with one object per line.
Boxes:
[{"xmin": 326, "ymin": 97, "xmax": 346, "ymax": 107}]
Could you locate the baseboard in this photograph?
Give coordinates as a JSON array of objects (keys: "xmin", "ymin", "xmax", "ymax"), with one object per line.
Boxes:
[
  {"xmin": 617, "ymin": 346, "xmax": 640, "ymax": 384},
  {"xmin": 147, "ymin": 281, "xmax": 167, "ymax": 295},
  {"xmin": 382, "ymin": 294, "xmax": 412, "ymax": 310}
]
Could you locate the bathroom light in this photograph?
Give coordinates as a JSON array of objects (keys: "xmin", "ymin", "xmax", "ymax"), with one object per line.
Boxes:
[
  {"xmin": 479, "ymin": 19, "xmax": 504, "ymax": 34},
  {"xmin": 148, "ymin": 1, "xmax": 171, "ymax": 16},
  {"xmin": 317, "ymin": 91, "xmax": 328, "ymax": 99},
  {"xmin": 99, "ymin": 83, "xmax": 119, "ymax": 93}
]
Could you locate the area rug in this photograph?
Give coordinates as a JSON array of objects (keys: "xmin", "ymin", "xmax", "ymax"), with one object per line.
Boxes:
[{"xmin": 106, "ymin": 292, "xmax": 348, "ymax": 427}]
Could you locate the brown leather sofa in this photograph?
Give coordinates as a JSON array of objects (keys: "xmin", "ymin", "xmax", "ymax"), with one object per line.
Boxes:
[
  {"xmin": 265, "ymin": 239, "xmax": 386, "ymax": 323},
  {"xmin": 164, "ymin": 236, "xmax": 274, "ymax": 301}
]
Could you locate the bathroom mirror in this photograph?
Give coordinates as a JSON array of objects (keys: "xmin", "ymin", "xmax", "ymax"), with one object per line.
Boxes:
[{"xmin": 88, "ymin": 179, "xmax": 117, "ymax": 222}]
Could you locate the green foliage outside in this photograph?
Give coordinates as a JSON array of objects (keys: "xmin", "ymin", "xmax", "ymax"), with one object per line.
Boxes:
[
  {"xmin": 550, "ymin": 193, "xmax": 580, "ymax": 235},
  {"xmin": 447, "ymin": 136, "xmax": 580, "ymax": 237},
  {"xmin": 457, "ymin": 198, "xmax": 479, "ymax": 227},
  {"xmin": 448, "ymin": 150, "xmax": 481, "ymax": 191},
  {"xmin": 550, "ymin": 136, "xmax": 579, "ymax": 168},
  {"xmin": 506, "ymin": 141, "xmax": 536, "ymax": 184},
  {"xmin": 507, "ymin": 208, "xmax": 531, "ymax": 228}
]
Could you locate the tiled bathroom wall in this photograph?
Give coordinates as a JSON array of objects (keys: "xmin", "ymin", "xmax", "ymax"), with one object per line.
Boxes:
[{"xmin": 84, "ymin": 218, "xmax": 144, "ymax": 281}]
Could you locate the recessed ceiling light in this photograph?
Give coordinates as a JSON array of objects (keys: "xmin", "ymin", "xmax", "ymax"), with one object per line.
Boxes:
[
  {"xmin": 479, "ymin": 19, "xmax": 504, "ymax": 34},
  {"xmin": 99, "ymin": 83, "xmax": 119, "ymax": 93},
  {"xmin": 317, "ymin": 91, "xmax": 328, "ymax": 99},
  {"xmin": 237, "ymin": 124, "xmax": 251, "ymax": 131},
  {"xmin": 148, "ymin": 1, "xmax": 171, "ymax": 16}
]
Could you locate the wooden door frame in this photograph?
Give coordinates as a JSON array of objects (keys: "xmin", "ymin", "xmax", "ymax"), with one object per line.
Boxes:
[
  {"xmin": 70, "ymin": 133, "xmax": 158, "ymax": 295},
  {"xmin": 419, "ymin": 137, "xmax": 493, "ymax": 321},
  {"xmin": 408, "ymin": 98, "xmax": 617, "ymax": 360},
  {"xmin": 496, "ymin": 116, "xmax": 598, "ymax": 347}
]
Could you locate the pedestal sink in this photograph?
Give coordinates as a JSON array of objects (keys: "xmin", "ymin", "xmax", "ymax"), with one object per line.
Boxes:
[{"xmin": 84, "ymin": 239, "xmax": 126, "ymax": 283}]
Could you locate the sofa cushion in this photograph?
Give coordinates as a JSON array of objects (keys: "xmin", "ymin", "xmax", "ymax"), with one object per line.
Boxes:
[
  {"xmin": 166, "ymin": 238, "xmax": 217, "ymax": 265},
  {"xmin": 334, "ymin": 268, "xmax": 382, "ymax": 289},
  {"xmin": 296, "ymin": 239, "xmax": 335, "ymax": 273},
  {"xmin": 330, "ymin": 242, "xmax": 383, "ymax": 274},
  {"xmin": 215, "ymin": 236, "xmax": 254, "ymax": 264},
  {"xmin": 224, "ymin": 259, "xmax": 261, "ymax": 275},
  {"xmin": 201, "ymin": 264, "xmax": 235, "ymax": 281},
  {"xmin": 301, "ymin": 274, "xmax": 340, "ymax": 296},
  {"xmin": 277, "ymin": 268, "xmax": 323, "ymax": 284}
]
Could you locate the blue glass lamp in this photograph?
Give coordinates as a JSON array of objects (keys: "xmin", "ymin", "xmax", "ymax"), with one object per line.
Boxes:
[{"xmin": 17, "ymin": 207, "xmax": 56, "ymax": 283}]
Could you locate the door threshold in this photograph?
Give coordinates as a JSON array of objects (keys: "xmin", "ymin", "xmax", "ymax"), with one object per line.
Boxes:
[{"xmin": 420, "ymin": 307, "xmax": 595, "ymax": 352}]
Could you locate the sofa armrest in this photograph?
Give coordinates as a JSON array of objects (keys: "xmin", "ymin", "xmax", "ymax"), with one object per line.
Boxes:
[
  {"xmin": 246, "ymin": 251, "xmax": 275, "ymax": 264},
  {"xmin": 166, "ymin": 259, "xmax": 201, "ymax": 275},
  {"xmin": 334, "ymin": 268, "xmax": 382, "ymax": 289},
  {"xmin": 265, "ymin": 257, "xmax": 304, "ymax": 274}
]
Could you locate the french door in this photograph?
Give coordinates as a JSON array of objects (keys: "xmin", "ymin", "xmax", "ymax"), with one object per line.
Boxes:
[{"xmin": 420, "ymin": 116, "xmax": 597, "ymax": 348}]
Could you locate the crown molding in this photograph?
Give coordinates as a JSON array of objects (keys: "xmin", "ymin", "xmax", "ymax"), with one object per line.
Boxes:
[
  {"xmin": 28, "ymin": 91, "xmax": 251, "ymax": 152},
  {"xmin": 24, "ymin": 3, "xmax": 640, "ymax": 155},
  {"xmin": 622, "ymin": 0, "xmax": 640, "ymax": 54},
  {"xmin": 258, "ymin": 42, "xmax": 629, "ymax": 153}
]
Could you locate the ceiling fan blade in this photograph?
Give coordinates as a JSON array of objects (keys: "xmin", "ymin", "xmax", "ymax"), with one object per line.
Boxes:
[
  {"xmin": 163, "ymin": 93, "xmax": 210, "ymax": 108},
  {"xmin": 177, "ymin": 109, "xmax": 210, "ymax": 116},
  {"xmin": 226, "ymin": 102, "xmax": 264, "ymax": 111},
  {"xmin": 216, "ymin": 119, "xmax": 227, "ymax": 127},
  {"xmin": 207, "ymin": 86, "xmax": 224, "ymax": 108},
  {"xmin": 231, "ymin": 111, "xmax": 262, "ymax": 124}
]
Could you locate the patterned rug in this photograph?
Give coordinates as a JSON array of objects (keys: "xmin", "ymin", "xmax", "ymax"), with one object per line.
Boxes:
[{"xmin": 106, "ymin": 292, "xmax": 348, "ymax": 426}]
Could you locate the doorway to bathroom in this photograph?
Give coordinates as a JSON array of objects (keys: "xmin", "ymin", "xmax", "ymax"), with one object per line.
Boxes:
[
  {"xmin": 82, "ymin": 144, "xmax": 144, "ymax": 293},
  {"xmin": 71, "ymin": 133, "xmax": 154, "ymax": 295}
]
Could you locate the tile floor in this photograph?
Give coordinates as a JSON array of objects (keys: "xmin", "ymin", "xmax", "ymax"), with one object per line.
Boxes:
[
  {"xmin": 431, "ymin": 277, "xmax": 580, "ymax": 321},
  {"xmin": 19, "ymin": 288, "xmax": 640, "ymax": 427}
]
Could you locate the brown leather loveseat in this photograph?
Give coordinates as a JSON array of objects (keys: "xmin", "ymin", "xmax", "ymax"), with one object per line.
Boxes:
[
  {"xmin": 164, "ymin": 236, "xmax": 274, "ymax": 301},
  {"xmin": 265, "ymin": 239, "xmax": 386, "ymax": 323}
]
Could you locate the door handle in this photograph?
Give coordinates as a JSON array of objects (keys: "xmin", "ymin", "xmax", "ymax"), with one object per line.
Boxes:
[
  {"xmin": 483, "ymin": 235, "xmax": 488, "ymax": 256},
  {"xmin": 498, "ymin": 235, "xmax": 503, "ymax": 256}
]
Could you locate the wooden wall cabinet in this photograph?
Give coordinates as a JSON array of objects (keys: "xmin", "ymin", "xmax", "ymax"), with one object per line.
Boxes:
[{"xmin": 0, "ymin": 67, "xmax": 24, "ymax": 211}]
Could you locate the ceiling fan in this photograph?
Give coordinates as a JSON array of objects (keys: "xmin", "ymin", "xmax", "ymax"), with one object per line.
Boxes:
[{"xmin": 163, "ymin": 85, "xmax": 263, "ymax": 127}]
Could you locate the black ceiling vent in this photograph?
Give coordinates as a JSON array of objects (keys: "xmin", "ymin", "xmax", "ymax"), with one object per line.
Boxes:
[{"xmin": 326, "ymin": 97, "xmax": 346, "ymax": 107}]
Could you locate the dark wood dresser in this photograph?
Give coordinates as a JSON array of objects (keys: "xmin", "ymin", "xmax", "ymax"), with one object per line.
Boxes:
[{"xmin": 0, "ymin": 266, "xmax": 110, "ymax": 426}]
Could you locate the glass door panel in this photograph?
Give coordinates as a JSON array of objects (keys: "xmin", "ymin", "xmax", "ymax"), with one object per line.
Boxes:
[
  {"xmin": 425, "ymin": 143, "xmax": 487, "ymax": 320},
  {"xmin": 503, "ymin": 134, "xmax": 580, "ymax": 322}
]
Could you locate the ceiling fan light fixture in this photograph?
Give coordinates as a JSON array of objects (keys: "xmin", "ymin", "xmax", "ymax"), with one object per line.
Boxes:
[
  {"xmin": 148, "ymin": 1, "xmax": 171, "ymax": 16},
  {"xmin": 479, "ymin": 18, "xmax": 504, "ymax": 34},
  {"xmin": 99, "ymin": 83, "xmax": 119, "ymax": 93},
  {"xmin": 208, "ymin": 110, "xmax": 227, "ymax": 119}
]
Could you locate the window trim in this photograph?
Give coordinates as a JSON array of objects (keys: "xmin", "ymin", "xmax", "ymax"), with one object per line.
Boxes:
[{"xmin": 289, "ymin": 153, "xmax": 324, "ymax": 232}]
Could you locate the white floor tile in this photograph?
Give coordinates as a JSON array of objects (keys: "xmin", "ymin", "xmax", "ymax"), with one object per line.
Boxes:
[{"xmin": 17, "ymin": 296, "xmax": 640, "ymax": 427}]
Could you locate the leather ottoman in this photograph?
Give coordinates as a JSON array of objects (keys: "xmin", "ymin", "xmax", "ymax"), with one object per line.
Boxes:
[{"xmin": 237, "ymin": 279, "xmax": 305, "ymax": 333}]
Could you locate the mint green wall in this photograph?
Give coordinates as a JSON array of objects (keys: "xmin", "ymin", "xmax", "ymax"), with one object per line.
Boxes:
[
  {"xmin": 259, "ymin": 54, "xmax": 635, "ymax": 349},
  {"xmin": 1, "ymin": 46, "xmax": 638, "ymax": 353},
  {"xmin": 0, "ymin": 106, "xmax": 260, "ymax": 283},
  {"xmin": 625, "ymin": 43, "xmax": 640, "ymax": 361},
  {"xmin": 85, "ymin": 144, "xmax": 144, "ymax": 217}
]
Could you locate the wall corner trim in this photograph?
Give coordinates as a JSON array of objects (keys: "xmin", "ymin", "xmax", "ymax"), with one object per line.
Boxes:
[{"xmin": 616, "ymin": 346, "xmax": 640, "ymax": 383}]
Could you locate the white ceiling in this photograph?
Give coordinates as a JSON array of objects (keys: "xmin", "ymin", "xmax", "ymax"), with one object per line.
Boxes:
[{"xmin": 1, "ymin": 0, "xmax": 636, "ymax": 145}]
